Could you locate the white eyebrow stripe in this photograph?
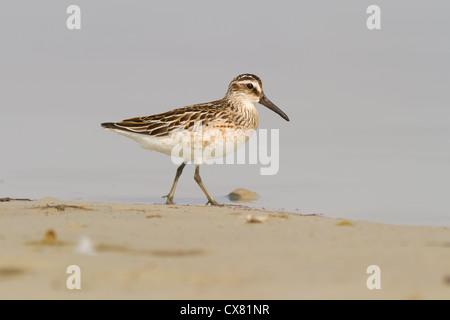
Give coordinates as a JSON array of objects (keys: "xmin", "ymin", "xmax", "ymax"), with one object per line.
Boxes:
[{"xmin": 240, "ymin": 80, "xmax": 261, "ymax": 90}]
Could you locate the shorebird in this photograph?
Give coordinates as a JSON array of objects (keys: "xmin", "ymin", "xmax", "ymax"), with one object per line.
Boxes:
[{"xmin": 101, "ymin": 74, "xmax": 289, "ymax": 205}]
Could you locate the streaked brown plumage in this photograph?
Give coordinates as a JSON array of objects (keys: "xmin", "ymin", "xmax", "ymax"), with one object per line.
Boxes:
[{"xmin": 102, "ymin": 100, "xmax": 252, "ymax": 137}]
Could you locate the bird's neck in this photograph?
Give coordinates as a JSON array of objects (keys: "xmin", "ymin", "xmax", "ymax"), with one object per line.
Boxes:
[{"xmin": 226, "ymin": 97, "xmax": 259, "ymax": 129}]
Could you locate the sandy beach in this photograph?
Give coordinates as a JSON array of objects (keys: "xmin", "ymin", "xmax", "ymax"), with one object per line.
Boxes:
[{"xmin": 0, "ymin": 197, "xmax": 449, "ymax": 300}]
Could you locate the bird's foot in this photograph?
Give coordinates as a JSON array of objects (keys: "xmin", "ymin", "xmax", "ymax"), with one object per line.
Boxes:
[
  {"xmin": 162, "ymin": 194, "xmax": 174, "ymax": 205},
  {"xmin": 206, "ymin": 199, "xmax": 224, "ymax": 206}
]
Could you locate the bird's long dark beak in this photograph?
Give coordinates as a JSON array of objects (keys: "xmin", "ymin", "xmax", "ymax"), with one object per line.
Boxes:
[{"xmin": 259, "ymin": 94, "xmax": 290, "ymax": 121}]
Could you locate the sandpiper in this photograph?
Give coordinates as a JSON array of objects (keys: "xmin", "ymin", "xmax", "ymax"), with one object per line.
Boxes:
[{"xmin": 101, "ymin": 74, "xmax": 289, "ymax": 205}]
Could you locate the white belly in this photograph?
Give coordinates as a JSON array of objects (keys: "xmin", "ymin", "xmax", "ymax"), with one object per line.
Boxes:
[{"xmin": 111, "ymin": 127, "xmax": 256, "ymax": 164}]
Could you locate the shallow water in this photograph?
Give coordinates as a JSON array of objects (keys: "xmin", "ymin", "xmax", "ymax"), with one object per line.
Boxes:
[{"xmin": 2, "ymin": 146, "xmax": 449, "ymax": 227}]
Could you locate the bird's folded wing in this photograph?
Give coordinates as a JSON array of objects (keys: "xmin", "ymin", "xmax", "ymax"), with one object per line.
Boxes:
[{"xmin": 103, "ymin": 101, "xmax": 229, "ymax": 137}]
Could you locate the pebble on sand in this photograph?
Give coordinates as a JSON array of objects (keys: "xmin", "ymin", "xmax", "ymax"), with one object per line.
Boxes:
[{"xmin": 227, "ymin": 188, "xmax": 259, "ymax": 203}]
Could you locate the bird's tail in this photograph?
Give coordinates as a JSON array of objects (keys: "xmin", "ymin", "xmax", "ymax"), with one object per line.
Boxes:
[{"xmin": 101, "ymin": 122, "xmax": 117, "ymax": 129}]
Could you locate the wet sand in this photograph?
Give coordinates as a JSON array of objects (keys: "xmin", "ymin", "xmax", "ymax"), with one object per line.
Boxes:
[{"xmin": 1, "ymin": 197, "xmax": 450, "ymax": 299}]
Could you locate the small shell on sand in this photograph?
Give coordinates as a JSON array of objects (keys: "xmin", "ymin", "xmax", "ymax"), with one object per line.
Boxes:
[
  {"xmin": 26, "ymin": 229, "xmax": 68, "ymax": 246},
  {"xmin": 228, "ymin": 189, "xmax": 259, "ymax": 203},
  {"xmin": 336, "ymin": 220, "xmax": 354, "ymax": 226},
  {"xmin": 76, "ymin": 235, "xmax": 95, "ymax": 255},
  {"xmin": 43, "ymin": 229, "xmax": 58, "ymax": 244},
  {"xmin": 246, "ymin": 215, "xmax": 268, "ymax": 223}
]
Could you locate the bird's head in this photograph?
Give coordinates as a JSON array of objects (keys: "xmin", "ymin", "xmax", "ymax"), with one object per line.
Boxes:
[{"xmin": 225, "ymin": 74, "xmax": 289, "ymax": 121}]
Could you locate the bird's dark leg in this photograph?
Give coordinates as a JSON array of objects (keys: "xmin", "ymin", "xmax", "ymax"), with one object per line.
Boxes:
[
  {"xmin": 162, "ymin": 162, "xmax": 186, "ymax": 204},
  {"xmin": 193, "ymin": 165, "xmax": 222, "ymax": 206}
]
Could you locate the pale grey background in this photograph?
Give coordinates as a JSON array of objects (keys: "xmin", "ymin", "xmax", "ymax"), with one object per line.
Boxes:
[{"xmin": 1, "ymin": 1, "xmax": 449, "ymax": 225}]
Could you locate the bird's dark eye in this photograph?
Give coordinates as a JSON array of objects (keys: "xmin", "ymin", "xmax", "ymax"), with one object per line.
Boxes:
[{"xmin": 246, "ymin": 83, "xmax": 254, "ymax": 89}]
